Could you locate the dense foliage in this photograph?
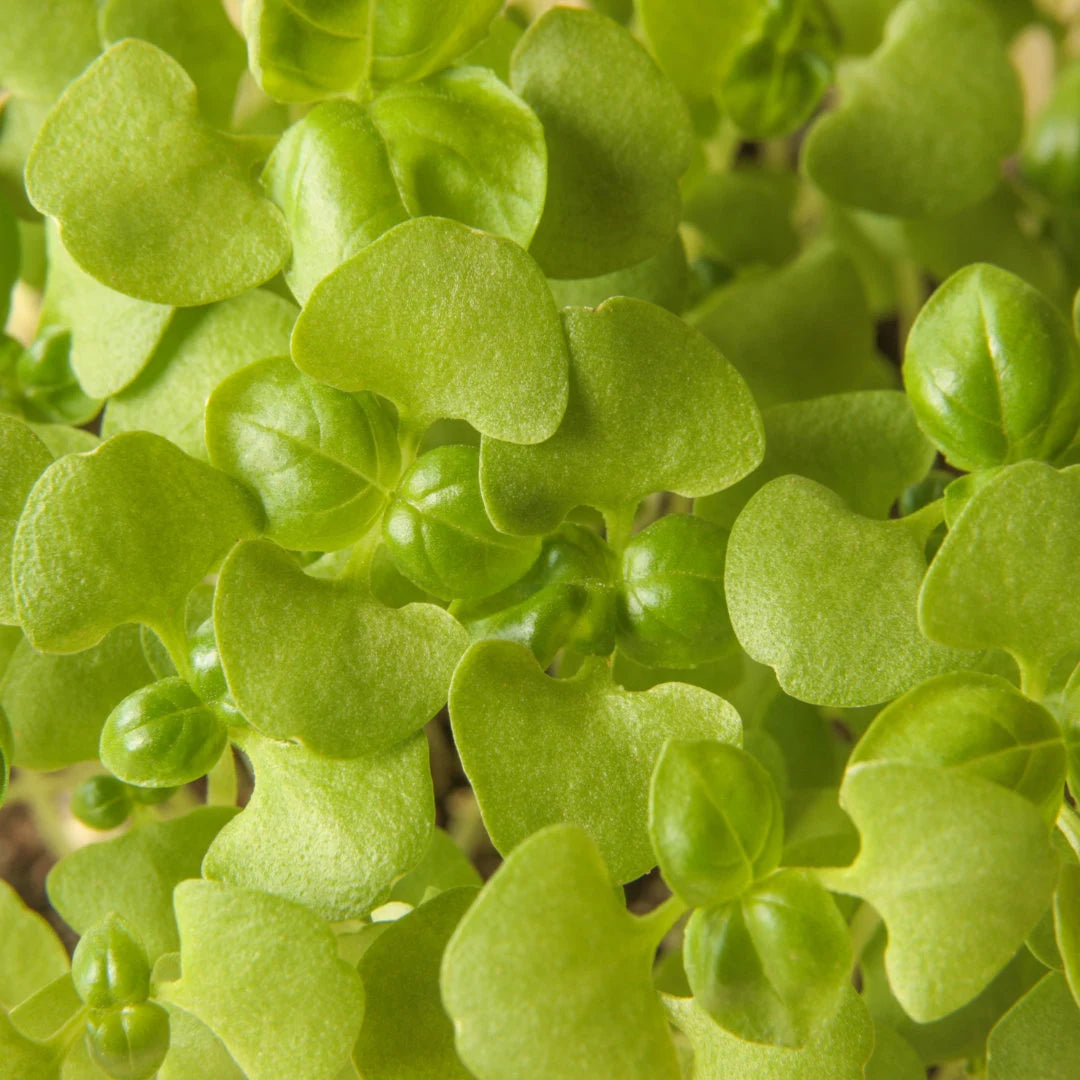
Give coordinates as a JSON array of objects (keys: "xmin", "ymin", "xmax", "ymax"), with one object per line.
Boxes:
[{"xmin": 2, "ymin": 0, "xmax": 1080, "ymax": 1077}]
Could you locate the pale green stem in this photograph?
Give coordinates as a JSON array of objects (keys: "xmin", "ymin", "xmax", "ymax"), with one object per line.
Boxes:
[
  {"xmin": 156, "ymin": 613, "xmax": 194, "ymax": 684},
  {"xmin": 206, "ymin": 746, "xmax": 238, "ymax": 807},
  {"xmin": 894, "ymin": 259, "xmax": 926, "ymax": 347}
]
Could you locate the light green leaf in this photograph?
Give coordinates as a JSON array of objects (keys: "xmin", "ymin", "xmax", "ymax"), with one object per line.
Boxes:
[
  {"xmin": 205, "ymin": 356, "xmax": 400, "ymax": 551},
  {"xmin": 725, "ymin": 476, "xmax": 975, "ymax": 706},
  {"xmin": 353, "ymin": 887, "xmax": 475, "ymax": 1080},
  {"xmin": 1057, "ymin": 859, "xmax": 1080, "ymax": 1009},
  {"xmin": 903, "ymin": 264, "xmax": 1080, "ymax": 470},
  {"xmin": 261, "ymin": 102, "xmax": 408, "ymax": 305},
  {"xmin": 696, "ymin": 390, "xmax": 935, "ymax": 528},
  {"xmin": 0, "ymin": 880, "xmax": 69, "ymax": 1010},
  {"xmin": 203, "ymin": 727, "xmax": 433, "ymax": 920},
  {"xmin": 47, "ymin": 807, "xmax": 238, "ymax": 961},
  {"xmin": 449, "ymin": 640, "xmax": 741, "ymax": 883},
  {"xmin": 649, "ymin": 740, "xmax": 783, "ymax": 908},
  {"xmin": 215, "ymin": 539, "xmax": 467, "ymax": 756},
  {"xmin": 509, "ymin": 6, "xmax": 692, "ymax": 278},
  {"xmin": 823, "ymin": 762, "xmax": 1057, "ymax": 1021},
  {"xmin": 863, "ymin": 1022, "xmax": 924, "ymax": 1080},
  {"xmin": 98, "ymin": 0, "xmax": 247, "ymax": 129},
  {"xmin": 0, "ymin": 1007, "xmax": 59, "ymax": 1080},
  {"xmin": 803, "ymin": 0, "xmax": 1022, "ymax": 217},
  {"xmin": 0, "ymin": 706, "xmax": 11, "ymax": 805},
  {"xmin": 663, "ymin": 986, "xmax": 874, "ymax": 1080},
  {"xmin": 104, "ymin": 290, "xmax": 297, "ymax": 460},
  {"xmin": 0, "ymin": 194, "xmax": 19, "ymax": 328},
  {"xmin": 919, "ymin": 462, "xmax": 1080, "ymax": 683},
  {"xmin": 987, "ymin": 973, "xmax": 1080, "ymax": 1079},
  {"xmin": 160, "ymin": 880, "xmax": 365, "ymax": 1080},
  {"xmin": 481, "ymin": 298, "xmax": 763, "ymax": 535},
  {"xmin": 635, "ymin": 0, "xmax": 762, "ymax": 101},
  {"xmin": 24, "ymin": 422, "xmax": 98, "ymax": 458},
  {"xmin": 691, "ymin": 244, "xmax": 890, "ymax": 410},
  {"xmin": 0, "ymin": 0, "xmax": 99, "ymax": 103},
  {"xmin": 0, "ymin": 414, "xmax": 53, "ymax": 622},
  {"xmin": 292, "ymin": 216, "xmax": 569, "ymax": 443},
  {"xmin": 0, "ymin": 98, "xmax": 51, "ymax": 219},
  {"xmin": 3, "ymin": 626, "xmax": 153, "ymax": 770},
  {"xmin": 38, "ymin": 225, "xmax": 173, "ymax": 399},
  {"xmin": 683, "ymin": 870, "xmax": 852, "ymax": 1048},
  {"xmin": 13, "ymin": 432, "xmax": 263, "ymax": 654},
  {"xmin": 851, "ymin": 671, "xmax": 1066, "ymax": 823},
  {"xmin": 388, "ymin": 828, "xmax": 481, "ymax": 906},
  {"xmin": 441, "ymin": 824, "xmax": 681, "ymax": 1080},
  {"xmin": 369, "ymin": 66, "xmax": 546, "ymax": 249},
  {"xmin": 25, "ymin": 41, "xmax": 290, "ymax": 306},
  {"xmin": 157, "ymin": 1003, "xmax": 245, "ymax": 1080}
]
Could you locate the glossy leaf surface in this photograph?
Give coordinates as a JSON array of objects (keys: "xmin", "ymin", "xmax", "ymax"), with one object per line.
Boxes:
[
  {"xmin": 215, "ymin": 539, "xmax": 467, "ymax": 756},
  {"xmin": 292, "ymin": 216, "xmax": 569, "ymax": 442},
  {"xmin": 481, "ymin": 299, "xmax": 763, "ymax": 534},
  {"xmin": 450, "ymin": 640, "xmax": 741, "ymax": 883},
  {"xmin": 71, "ymin": 914, "xmax": 150, "ymax": 1009},
  {"xmin": 26, "ymin": 42, "xmax": 289, "ymax": 306}
]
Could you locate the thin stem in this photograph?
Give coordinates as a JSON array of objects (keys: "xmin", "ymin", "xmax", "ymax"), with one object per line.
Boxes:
[
  {"xmin": 156, "ymin": 613, "xmax": 193, "ymax": 684},
  {"xmin": 206, "ymin": 746, "xmax": 238, "ymax": 807},
  {"xmin": 894, "ymin": 259, "xmax": 926, "ymax": 348}
]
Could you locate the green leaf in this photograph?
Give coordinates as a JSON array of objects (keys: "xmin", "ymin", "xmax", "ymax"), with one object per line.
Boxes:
[
  {"xmin": 46, "ymin": 807, "xmax": 237, "ymax": 961},
  {"xmin": 691, "ymin": 244, "xmax": 890, "ymax": 410},
  {"xmin": 823, "ymin": 762, "xmax": 1057, "ymax": 1021},
  {"xmin": 71, "ymin": 914, "xmax": 150, "ymax": 1009},
  {"xmin": 13, "ymin": 432, "xmax": 263, "ymax": 654},
  {"xmin": 449, "ymin": 640, "xmax": 741, "ymax": 883},
  {"xmin": 0, "ymin": 414, "xmax": 53, "ymax": 623},
  {"xmin": 85, "ymin": 1001, "xmax": 169, "ymax": 1080},
  {"xmin": 441, "ymin": 824, "xmax": 681, "ymax": 1080},
  {"xmin": 725, "ymin": 476, "xmax": 975, "ymax": 706},
  {"xmin": 97, "ymin": 0, "xmax": 247, "ymax": 129},
  {"xmin": 100, "ymin": 678, "xmax": 230, "ymax": 789},
  {"xmin": 202, "ymin": 727, "xmax": 432, "ymax": 920},
  {"xmin": 0, "ymin": 98, "xmax": 50, "ymax": 219},
  {"xmin": 3, "ymin": 626, "xmax": 153, "ymax": 770},
  {"xmin": 683, "ymin": 869, "xmax": 852, "ymax": 1047},
  {"xmin": 157, "ymin": 1003, "xmax": 244, "ymax": 1080},
  {"xmin": 388, "ymin": 828, "xmax": 481, "ymax": 906},
  {"xmin": 215, "ymin": 539, "xmax": 467, "ymax": 756},
  {"xmin": 1023, "ymin": 62, "xmax": 1080, "ymax": 204},
  {"xmin": 0, "ymin": 0, "xmax": 100, "ymax": 103},
  {"xmin": 353, "ymin": 887, "xmax": 475, "ymax": 1080},
  {"xmin": 16, "ymin": 326, "xmax": 103, "ymax": 426},
  {"xmin": 292, "ymin": 216, "xmax": 570, "ymax": 442},
  {"xmin": 0, "ymin": 194, "xmax": 19, "ymax": 329},
  {"xmin": 481, "ymin": 298, "xmax": 763, "ymax": 535},
  {"xmin": 509, "ymin": 6, "xmax": 692, "ymax": 278},
  {"xmin": 0, "ymin": 880, "xmax": 68, "ymax": 1010},
  {"xmin": 0, "ymin": 1006, "xmax": 59, "ymax": 1080},
  {"xmin": 1057, "ymin": 859, "xmax": 1080, "ymax": 1008},
  {"xmin": 802, "ymin": 0, "xmax": 1022, "ymax": 217},
  {"xmin": 25, "ymin": 41, "xmax": 290, "ymax": 306},
  {"xmin": 635, "ymin": 0, "xmax": 762, "ymax": 101},
  {"xmin": 368, "ymin": 67, "xmax": 546, "ymax": 249},
  {"xmin": 37, "ymin": 225, "xmax": 173, "ymax": 399},
  {"xmin": 205, "ymin": 356, "xmax": 400, "ymax": 551},
  {"xmin": 863, "ymin": 1022, "xmax": 925, "ymax": 1080},
  {"xmin": 649, "ymin": 740, "xmax": 782, "ymax": 907},
  {"xmin": 616, "ymin": 515, "xmax": 736, "ymax": 669},
  {"xmin": 103, "ymin": 290, "xmax": 297, "ymax": 461},
  {"xmin": 24, "ymin": 422, "xmax": 97, "ymax": 458},
  {"xmin": 919, "ymin": 462, "xmax": 1080, "ymax": 683},
  {"xmin": 663, "ymin": 986, "xmax": 874, "ymax": 1080},
  {"xmin": 987, "ymin": 973, "xmax": 1080, "ymax": 1079},
  {"xmin": 69, "ymin": 775, "xmax": 134, "ymax": 832},
  {"xmin": 161, "ymin": 881, "xmax": 365, "ymax": 1080},
  {"xmin": 384, "ymin": 444, "xmax": 539, "ymax": 600},
  {"xmin": 696, "ymin": 390, "xmax": 936, "ymax": 528},
  {"xmin": 850, "ymin": 671, "xmax": 1066, "ymax": 823},
  {"xmin": 903, "ymin": 264, "xmax": 1080, "ymax": 470}
]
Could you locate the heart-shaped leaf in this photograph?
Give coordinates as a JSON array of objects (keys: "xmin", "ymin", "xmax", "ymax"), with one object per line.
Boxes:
[
  {"xmin": 292, "ymin": 216, "xmax": 569, "ymax": 443},
  {"xmin": 13, "ymin": 432, "xmax": 263, "ymax": 655},
  {"xmin": 851, "ymin": 671, "xmax": 1066, "ymax": 824},
  {"xmin": 481, "ymin": 298, "xmax": 764, "ymax": 535},
  {"xmin": 509, "ymin": 7, "xmax": 692, "ymax": 278},
  {"xmin": 919, "ymin": 462, "xmax": 1080, "ymax": 687},
  {"xmin": 160, "ymin": 880, "xmax": 365, "ymax": 1080},
  {"xmin": 25, "ymin": 41, "xmax": 290, "ymax": 306},
  {"xmin": 215, "ymin": 539, "xmax": 467, "ymax": 757},
  {"xmin": 47, "ymin": 807, "xmax": 237, "ymax": 961},
  {"xmin": 203, "ymin": 727, "xmax": 433, "ymax": 920},
  {"xmin": 104, "ymin": 290, "xmax": 297, "ymax": 461},
  {"xmin": 822, "ymin": 762, "xmax": 1057, "ymax": 1022},
  {"xmin": 986, "ymin": 973, "xmax": 1080, "ymax": 1080},
  {"xmin": 441, "ymin": 824, "xmax": 681, "ymax": 1080},
  {"xmin": 803, "ymin": 0, "xmax": 1022, "ymax": 217},
  {"xmin": 725, "ymin": 475, "xmax": 975, "ymax": 706},
  {"xmin": 205, "ymin": 356, "xmax": 401, "ymax": 552},
  {"xmin": 663, "ymin": 987, "xmax": 874, "ymax": 1080},
  {"xmin": 696, "ymin": 390, "xmax": 935, "ymax": 528},
  {"xmin": 449, "ymin": 640, "xmax": 741, "ymax": 883}
]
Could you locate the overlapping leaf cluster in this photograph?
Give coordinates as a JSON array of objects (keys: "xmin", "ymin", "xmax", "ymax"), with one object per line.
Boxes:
[{"xmin": 2, "ymin": 0, "xmax": 1080, "ymax": 1078}]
